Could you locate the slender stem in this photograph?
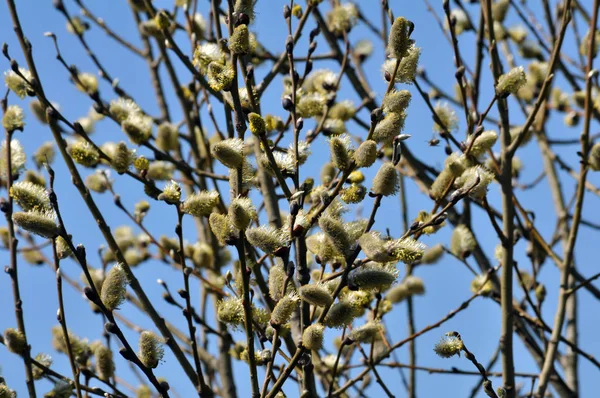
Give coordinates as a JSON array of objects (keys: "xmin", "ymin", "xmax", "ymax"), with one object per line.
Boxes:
[{"xmin": 1, "ymin": 100, "xmax": 36, "ymax": 398}]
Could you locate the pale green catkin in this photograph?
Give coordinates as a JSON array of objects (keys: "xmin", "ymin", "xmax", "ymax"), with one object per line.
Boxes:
[
  {"xmin": 100, "ymin": 263, "xmax": 129, "ymax": 311},
  {"xmin": 138, "ymin": 331, "xmax": 164, "ymax": 369},
  {"xmin": 353, "ymin": 140, "xmax": 378, "ymax": 168},
  {"xmin": 270, "ymin": 294, "xmax": 299, "ymax": 325},
  {"xmin": 12, "ymin": 211, "xmax": 59, "ymax": 239},
  {"xmin": 302, "ymin": 324, "xmax": 325, "ymax": 350},
  {"xmin": 299, "ymin": 284, "xmax": 333, "ymax": 307},
  {"xmin": 3, "ymin": 328, "xmax": 26, "ymax": 355},
  {"xmin": 372, "ymin": 163, "xmax": 399, "ymax": 196},
  {"xmin": 433, "ymin": 333, "xmax": 463, "ymax": 358},
  {"xmin": 319, "ymin": 215, "xmax": 352, "ymax": 255},
  {"xmin": 94, "ymin": 344, "xmax": 115, "ymax": 381}
]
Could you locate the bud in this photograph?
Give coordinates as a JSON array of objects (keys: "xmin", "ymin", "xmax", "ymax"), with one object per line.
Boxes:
[
  {"xmin": 433, "ymin": 332, "xmax": 463, "ymax": 358},
  {"xmin": 111, "ymin": 141, "xmax": 135, "ymax": 174},
  {"xmin": 386, "ymin": 283, "xmax": 410, "ymax": 303},
  {"xmin": 302, "ymin": 323, "xmax": 324, "ymax": 350},
  {"xmin": 348, "ymin": 321, "xmax": 384, "ymax": 343},
  {"xmin": 12, "ymin": 211, "xmax": 59, "ymax": 239},
  {"xmin": 248, "ymin": 112, "xmax": 266, "ymax": 136},
  {"xmin": 2, "ymin": 105, "xmax": 25, "ymax": 132},
  {"xmin": 228, "ymin": 197, "xmax": 256, "ymax": 230},
  {"xmin": 353, "ymin": 140, "xmax": 378, "ymax": 168},
  {"xmin": 270, "ymin": 293, "xmax": 299, "ymax": 325},
  {"xmin": 324, "ymin": 300, "xmax": 360, "ymax": 329},
  {"xmin": 535, "ymin": 283, "xmax": 546, "ymax": 303},
  {"xmin": 348, "ymin": 264, "xmax": 398, "ymax": 292},
  {"xmin": 155, "ymin": 10, "xmax": 170, "ymax": 30},
  {"xmin": 192, "ymin": 242, "xmax": 214, "ymax": 268},
  {"xmin": 470, "ymin": 274, "xmax": 493, "ymax": 296},
  {"xmin": 56, "ymin": 236, "xmax": 72, "ymax": 259},
  {"xmin": 329, "ymin": 100, "xmax": 356, "ymax": 121},
  {"xmin": 291, "ymin": 4, "xmax": 303, "ymax": 18},
  {"xmin": 404, "ymin": 275, "xmax": 425, "ymax": 295},
  {"xmin": 388, "ymin": 17, "xmax": 413, "ymax": 59},
  {"xmin": 450, "ymin": 225, "xmax": 476, "ymax": 259},
  {"xmin": 420, "ymin": 243, "xmax": 444, "ymax": 264},
  {"xmin": 100, "ymin": 263, "xmax": 129, "ymax": 311},
  {"xmin": 320, "ymin": 162, "xmax": 336, "ymax": 185},
  {"xmin": 589, "ymin": 143, "xmax": 600, "ymax": 171},
  {"xmin": 372, "ymin": 163, "xmax": 399, "ymax": 196},
  {"xmin": 245, "ymin": 225, "xmax": 289, "ymax": 254},
  {"xmin": 468, "ymin": 130, "xmax": 498, "ymax": 157},
  {"xmin": 138, "ymin": 331, "xmax": 164, "ymax": 369},
  {"xmin": 156, "ymin": 122, "xmax": 179, "ymax": 151},
  {"xmin": 496, "ymin": 66, "xmax": 527, "ymax": 96},
  {"xmin": 229, "ymin": 24, "xmax": 250, "ymax": 54},
  {"xmin": 147, "ymin": 161, "xmax": 175, "ymax": 180},
  {"xmin": 298, "ymin": 284, "xmax": 333, "ymax": 307},
  {"xmin": 211, "ymin": 138, "xmax": 245, "ymax": 169},
  {"xmin": 3, "ymin": 328, "xmax": 26, "ymax": 355},
  {"xmin": 94, "ymin": 344, "xmax": 115, "ymax": 381},
  {"xmin": 74, "ymin": 72, "xmax": 98, "ymax": 94},
  {"xmin": 373, "ymin": 112, "xmax": 405, "ymax": 143},
  {"xmin": 121, "ymin": 113, "xmax": 153, "ymax": 145},
  {"xmin": 181, "ymin": 190, "xmax": 219, "ymax": 217},
  {"xmin": 85, "ymin": 170, "xmax": 110, "ymax": 193}
]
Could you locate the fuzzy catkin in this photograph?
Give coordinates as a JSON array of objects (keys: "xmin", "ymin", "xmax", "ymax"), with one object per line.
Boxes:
[
  {"xmin": 353, "ymin": 140, "xmax": 378, "ymax": 168},
  {"xmin": 372, "ymin": 163, "xmax": 399, "ymax": 196},
  {"xmin": 138, "ymin": 331, "xmax": 164, "ymax": 369},
  {"xmin": 302, "ymin": 324, "xmax": 325, "ymax": 350},
  {"xmin": 100, "ymin": 263, "xmax": 129, "ymax": 311},
  {"xmin": 94, "ymin": 344, "xmax": 115, "ymax": 381},
  {"xmin": 299, "ymin": 284, "xmax": 333, "ymax": 307}
]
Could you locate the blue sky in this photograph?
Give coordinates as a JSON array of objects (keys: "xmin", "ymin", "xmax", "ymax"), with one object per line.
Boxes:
[{"xmin": 1, "ymin": 0, "xmax": 599, "ymax": 397}]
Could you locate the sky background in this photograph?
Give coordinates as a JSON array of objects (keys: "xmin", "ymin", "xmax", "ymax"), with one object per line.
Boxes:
[{"xmin": 1, "ymin": 0, "xmax": 599, "ymax": 397}]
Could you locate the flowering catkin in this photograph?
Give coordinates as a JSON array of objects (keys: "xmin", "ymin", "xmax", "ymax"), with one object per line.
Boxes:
[
  {"xmin": 388, "ymin": 17, "xmax": 412, "ymax": 60},
  {"xmin": 94, "ymin": 344, "xmax": 115, "ymax": 381},
  {"xmin": 211, "ymin": 138, "xmax": 245, "ymax": 169},
  {"xmin": 182, "ymin": 190, "xmax": 219, "ymax": 217},
  {"xmin": 450, "ymin": 225, "xmax": 476, "ymax": 259},
  {"xmin": 100, "ymin": 263, "xmax": 129, "ymax": 311},
  {"xmin": 12, "ymin": 211, "xmax": 59, "ymax": 239},
  {"xmin": 138, "ymin": 331, "xmax": 164, "ymax": 369},
  {"xmin": 299, "ymin": 284, "xmax": 333, "ymax": 307},
  {"xmin": 496, "ymin": 66, "xmax": 527, "ymax": 96},
  {"xmin": 10, "ymin": 181, "xmax": 52, "ymax": 213},
  {"xmin": 372, "ymin": 163, "xmax": 400, "ymax": 196},
  {"xmin": 3, "ymin": 328, "xmax": 26, "ymax": 355},
  {"xmin": 270, "ymin": 294, "xmax": 299, "ymax": 325},
  {"xmin": 302, "ymin": 324, "xmax": 325, "ymax": 350},
  {"xmin": 433, "ymin": 332, "xmax": 464, "ymax": 358}
]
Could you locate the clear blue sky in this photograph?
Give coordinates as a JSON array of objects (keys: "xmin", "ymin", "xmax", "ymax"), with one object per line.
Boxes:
[{"xmin": 1, "ymin": 0, "xmax": 599, "ymax": 397}]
